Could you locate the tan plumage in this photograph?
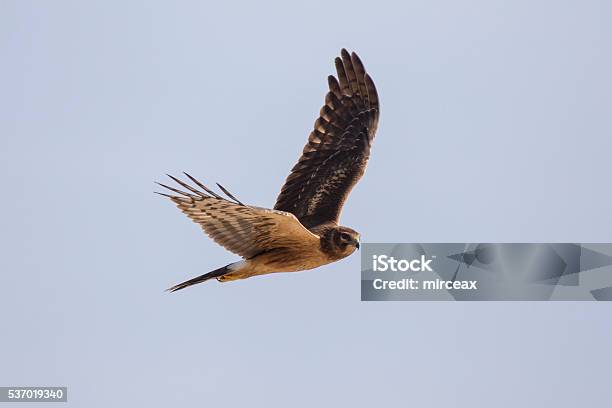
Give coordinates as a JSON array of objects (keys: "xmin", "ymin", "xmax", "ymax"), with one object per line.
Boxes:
[{"xmin": 158, "ymin": 49, "xmax": 379, "ymax": 291}]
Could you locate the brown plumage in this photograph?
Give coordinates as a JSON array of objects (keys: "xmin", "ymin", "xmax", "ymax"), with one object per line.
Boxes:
[
  {"xmin": 158, "ymin": 49, "xmax": 379, "ymax": 291},
  {"xmin": 275, "ymin": 49, "xmax": 379, "ymax": 228}
]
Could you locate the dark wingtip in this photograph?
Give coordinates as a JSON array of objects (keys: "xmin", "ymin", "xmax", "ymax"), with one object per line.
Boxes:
[
  {"xmin": 181, "ymin": 172, "xmax": 224, "ymax": 199},
  {"xmin": 154, "ymin": 191, "xmax": 174, "ymax": 198},
  {"xmin": 216, "ymin": 182, "xmax": 244, "ymax": 205},
  {"xmin": 351, "ymin": 51, "xmax": 363, "ymax": 65},
  {"xmin": 155, "ymin": 181, "xmax": 196, "ymax": 198}
]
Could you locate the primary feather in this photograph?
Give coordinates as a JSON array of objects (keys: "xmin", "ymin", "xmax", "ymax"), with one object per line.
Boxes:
[
  {"xmin": 157, "ymin": 174, "xmax": 319, "ymax": 260},
  {"xmin": 274, "ymin": 49, "xmax": 379, "ymax": 228}
]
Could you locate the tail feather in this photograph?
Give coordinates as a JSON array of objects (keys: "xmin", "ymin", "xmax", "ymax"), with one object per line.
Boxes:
[{"xmin": 167, "ymin": 264, "xmax": 230, "ymax": 292}]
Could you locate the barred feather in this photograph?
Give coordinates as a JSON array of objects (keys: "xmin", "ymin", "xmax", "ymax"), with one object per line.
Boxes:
[
  {"xmin": 156, "ymin": 174, "xmax": 319, "ymax": 259},
  {"xmin": 274, "ymin": 49, "xmax": 379, "ymax": 228}
]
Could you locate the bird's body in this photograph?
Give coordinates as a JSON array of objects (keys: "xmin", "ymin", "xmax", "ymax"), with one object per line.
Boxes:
[
  {"xmin": 219, "ymin": 227, "xmax": 357, "ymax": 282},
  {"xmin": 158, "ymin": 49, "xmax": 379, "ymax": 291}
]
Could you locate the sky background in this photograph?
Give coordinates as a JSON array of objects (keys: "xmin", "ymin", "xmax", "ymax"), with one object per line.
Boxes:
[{"xmin": 1, "ymin": 0, "xmax": 611, "ymax": 406}]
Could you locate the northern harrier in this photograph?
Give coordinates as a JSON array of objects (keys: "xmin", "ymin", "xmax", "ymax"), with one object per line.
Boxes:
[{"xmin": 158, "ymin": 49, "xmax": 379, "ymax": 291}]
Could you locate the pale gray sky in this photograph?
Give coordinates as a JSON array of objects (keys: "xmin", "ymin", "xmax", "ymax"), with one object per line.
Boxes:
[{"xmin": 1, "ymin": 1, "xmax": 611, "ymax": 407}]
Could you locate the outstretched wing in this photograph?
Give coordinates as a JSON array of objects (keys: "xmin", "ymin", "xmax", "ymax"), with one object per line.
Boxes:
[
  {"xmin": 274, "ymin": 49, "xmax": 379, "ymax": 229},
  {"xmin": 157, "ymin": 174, "xmax": 320, "ymax": 259}
]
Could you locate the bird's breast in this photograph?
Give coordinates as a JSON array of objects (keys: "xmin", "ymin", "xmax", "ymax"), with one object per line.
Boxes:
[{"xmin": 251, "ymin": 247, "xmax": 341, "ymax": 273}]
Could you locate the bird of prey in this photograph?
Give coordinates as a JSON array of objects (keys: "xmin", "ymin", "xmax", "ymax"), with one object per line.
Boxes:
[{"xmin": 158, "ymin": 49, "xmax": 379, "ymax": 291}]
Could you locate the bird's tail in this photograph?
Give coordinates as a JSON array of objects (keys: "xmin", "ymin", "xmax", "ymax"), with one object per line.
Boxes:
[{"xmin": 167, "ymin": 264, "xmax": 232, "ymax": 292}]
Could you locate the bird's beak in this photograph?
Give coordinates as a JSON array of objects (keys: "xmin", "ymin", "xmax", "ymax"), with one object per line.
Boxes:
[{"xmin": 355, "ymin": 240, "xmax": 360, "ymax": 250}]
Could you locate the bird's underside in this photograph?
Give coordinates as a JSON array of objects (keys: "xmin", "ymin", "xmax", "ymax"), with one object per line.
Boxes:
[{"xmin": 158, "ymin": 49, "xmax": 379, "ymax": 291}]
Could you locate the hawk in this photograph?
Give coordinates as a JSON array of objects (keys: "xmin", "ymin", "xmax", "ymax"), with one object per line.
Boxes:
[{"xmin": 158, "ymin": 49, "xmax": 379, "ymax": 291}]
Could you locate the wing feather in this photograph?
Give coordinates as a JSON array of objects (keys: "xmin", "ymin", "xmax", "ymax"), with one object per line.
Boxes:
[
  {"xmin": 158, "ymin": 175, "xmax": 319, "ymax": 259},
  {"xmin": 274, "ymin": 49, "xmax": 379, "ymax": 228}
]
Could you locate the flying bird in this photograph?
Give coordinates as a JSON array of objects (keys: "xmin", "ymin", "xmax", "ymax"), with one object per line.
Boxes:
[{"xmin": 158, "ymin": 49, "xmax": 379, "ymax": 291}]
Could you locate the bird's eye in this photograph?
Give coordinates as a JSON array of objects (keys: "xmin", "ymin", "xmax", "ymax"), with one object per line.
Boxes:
[{"xmin": 340, "ymin": 232, "xmax": 350, "ymax": 241}]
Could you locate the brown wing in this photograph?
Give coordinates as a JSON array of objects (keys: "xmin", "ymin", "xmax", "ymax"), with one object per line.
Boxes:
[
  {"xmin": 157, "ymin": 174, "xmax": 320, "ymax": 259},
  {"xmin": 274, "ymin": 49, "xmax": 379, "ymax": 229}
]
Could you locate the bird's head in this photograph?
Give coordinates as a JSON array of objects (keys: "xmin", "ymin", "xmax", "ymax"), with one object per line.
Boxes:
[{"xmin": 323, "ymin": 226, "xmax": 360, "ymax": 258}]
